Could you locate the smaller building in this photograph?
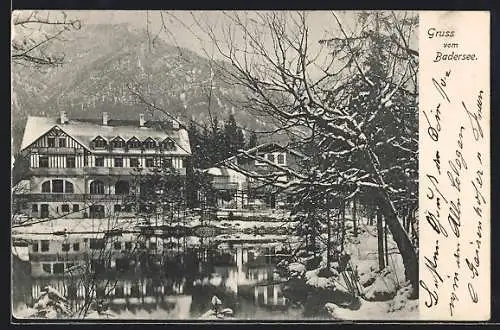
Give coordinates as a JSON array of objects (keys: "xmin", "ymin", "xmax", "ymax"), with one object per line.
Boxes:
[
  {"xmin": 204, "ymin": 167, "xmax": 248, "ymax": 209},
  {"xmin": 207, "ymin": 143, "xmax": 307, "ymax": 210}
]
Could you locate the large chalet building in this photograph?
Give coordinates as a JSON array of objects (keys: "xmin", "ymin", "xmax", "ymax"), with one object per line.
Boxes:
[{"xmin": 13, "ymin": 111, "xmax": 191, "ymax": 220}]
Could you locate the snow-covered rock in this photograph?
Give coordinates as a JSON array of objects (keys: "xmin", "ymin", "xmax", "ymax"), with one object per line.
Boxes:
[
  {"xmin": 363, "ymin": 273, "xmax": 397, "ymax": 301},
  {"xmin": 388, "ymin": 282, "xmax": 416, "ymax": 312},
  {"xmin": 288, "ymin": 262, "xmax": 306, "ymax": 278},
  {"xmin": 305, "ymin": 268, "xmax": 336, "ymax": 290}
]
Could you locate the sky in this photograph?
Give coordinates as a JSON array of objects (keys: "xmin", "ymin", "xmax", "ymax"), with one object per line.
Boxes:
[{"xmin": 12, "ymin": 10, "xmax": 364, "ymax": 61}]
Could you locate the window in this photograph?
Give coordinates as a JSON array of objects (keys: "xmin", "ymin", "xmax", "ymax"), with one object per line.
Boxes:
[
  {"xmin": 32, "ymin": 204, "xmax": 38, "ymax": 212},
  {"xmin": 32, "ymin": 242, "xmax": 38, "ymax": 252},
  {"xmin": 111, "ymin": 137, "xmax": 125, "ymax": 148},
  {"xmin": 143, "ymin": 138, "xmax": 156, "ymax": 149},
  {"xmin": 41, "ymin": 240, "xmax": 50, "ymax": 252},
  {"xmin": 67, "ymin": 284, "xmax": 77, "ymax": 298},
  {"xmin": 149, "ymin": 242, "xmax": 157, "ymax": 250},
  {"xmin": 72, "ymin": 204, "xmax": 79, "ymax": 212},
  {"xmin": 47, "ymin": 138, "xmax": 55, "ymax": 147},
  {"xmin": 130, "ymin": 158, "xmax": 139, "ymax": 168},
  {"xmin": 90, "ymin": 180, "xmax": 105, "ymax": 194},
  {"xmin": 179, "ymin": 158, "xmax": 184, "ymax": 168},
  {"xmin": 115, "ymin": 285, "xmax": 124, "ymax": 298},
  {"xmin": 65, "ymin": 181, "xmax": 74, "ymax": 193},
  {"xmin": 113, "ymin": 242, "xmax": 122, "ymax": 250},
  {"xmin": 89, "ymin": 238, "xmax": 104, "ymax": 250},
  {"xmin": 114, "ymin": 158, "xmax": 123, "ymax": 167},
  {"xmin": 58, "ymin": 138, "xmax": 66, "ymax": 147},
  {"xmin": 145, "ymin": 158, "xmax": 154, "ymax": 168},
  {"xmin": 255, "ymin": 153, "xmax": 266, "ymax": 166},
  {"xmin": 89, "ymin": 205, "xmax": 105, "ymax": 219},
  {"xmin": 61, "ymin": 204, "xmax": 70, "ymax": 213},
  {"xmin": 127, "ymin": 137, "xmax": 141, "ymax": 149},
  {"xmin": 114, "ymin": 204, "xmax": 121, "ymax": 212},
  {"xmin": 66, "ymin": 156, "xmax": 75, "ymax": 168},
  {"xmin": 131, "ymin": 284, "xmax": 140, "ymax": 297},
  {"xmin": 42, "ymin": 264, "xmax": 52, "ymax": 274},
  {"xmin": 93, "ymin": 136, "xmax": 107, "ymax": 148},
  {"xmin": 161, "ymin": 140, "xmax": 176, "ymax": 151},
  {"xmin": 267, "ymin": 154, "xmax": 275, "ymax": 163},
  {"xmin": 72, "ymin": 243, "xmax": 80, "ymax": 251},
  {"xmin": 95, "ymin": 157, "xmax": 104, "ymax": 167},
  {"xmin": 39, "ymin": 156, "xmax": 49, "ymax": 168},
  {"xmin": 62, "ymin": 243, "xmax": 70, "ymax": 252},
  {"xmin": 53, "ymin": 263, "xmax": 64, "ymax": 274},
  {"xmin": 125, "ymin": 242, "xmax": 133, "ymax": 250},
  {"xmin": 277, "ymin": 153, "xmax": 286, "ymax": 165},
  {"xmin": 162, "ymin": 157, "xmax": 172, "ymax": 168},
  {"xmin": 52, "ymin": 180, "xmax": 64, "ymax": 193}
]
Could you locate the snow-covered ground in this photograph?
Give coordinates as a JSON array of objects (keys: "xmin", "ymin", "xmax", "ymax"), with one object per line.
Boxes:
[
  {"xmin": 326, "ymin": 224, "xmax": 418, "ymax": 320},
  {"xmin": 283, "ymin": 220, "xmax": 418, "ymax": 320},
  {"xmin": 12, "ymin": 218, "xmax": 139, "ymax": 240}
]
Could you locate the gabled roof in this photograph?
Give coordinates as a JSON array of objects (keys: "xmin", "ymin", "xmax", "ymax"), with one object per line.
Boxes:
[
  {"xmin": 20, "ymin": 116, "xmax": 191, "ymax": 155},
  {"xmin": 218, "ymin": 142, "xmax": 307, "ymax": 166}
]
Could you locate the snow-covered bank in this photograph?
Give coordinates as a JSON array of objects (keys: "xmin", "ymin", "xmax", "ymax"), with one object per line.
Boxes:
[{"xmin": 279, "ymin": 222, "xmax": 418, "ymax": 320}]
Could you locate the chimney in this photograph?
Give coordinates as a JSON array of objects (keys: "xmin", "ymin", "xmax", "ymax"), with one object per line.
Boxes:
[
  {"xmin": 60, "ymin": 111, "xmax": 68, "ymax": 124},
  {"xmin": 102, "ymin": 112, "xmax": 109, "ymax": 126},
  {"xmin": 139, "ymin": 113, "xmax": 145, "ymax": 127}
]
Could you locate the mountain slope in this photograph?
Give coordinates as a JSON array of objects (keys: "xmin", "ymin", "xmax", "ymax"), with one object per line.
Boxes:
[{"xmin": 11, "ymin": 23, "xmax": 275, "ymax": 154}]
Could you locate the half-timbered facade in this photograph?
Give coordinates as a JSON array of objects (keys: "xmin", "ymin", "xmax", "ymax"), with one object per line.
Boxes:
[{"xmin": 14, "ymin": 111, "xmax": 191, "ymax": 219}]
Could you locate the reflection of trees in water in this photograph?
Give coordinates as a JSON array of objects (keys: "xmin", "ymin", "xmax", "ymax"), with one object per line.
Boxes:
[
  {"xmin": 14, "ymin": 242, "xmax": 289, "ymax": 318},
  {"xmin": 189, "ymin": 285, "xmax": 239, "ymax": 317}
]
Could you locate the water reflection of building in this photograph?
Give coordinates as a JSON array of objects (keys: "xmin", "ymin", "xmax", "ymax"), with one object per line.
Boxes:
[
  {"xmin": 16, "ymin": 240, "xmax": 290, "ymax": 318},
  {"xmin": 217, "ymin": 244, "xmax": 288, "ymax": 307},
  {"xmin": 23, "ymin": 229, "xmax": 214, "ymax": 277}
]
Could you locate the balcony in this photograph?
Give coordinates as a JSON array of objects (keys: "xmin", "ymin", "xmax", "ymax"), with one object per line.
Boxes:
[
  {"xmin": 212, "ymin": 182, "xmax": 239, "ymax": 191},
  {"xmin": 32, "ymin": 147, "xmax": 84, "ymax": 155},
  {"xmin": 29, "ymin": 167, "xmax": 186, "ymax": 176},
  {"xmin": 21, "ymin": 193, "xmax": 134, "ymax": 203}
]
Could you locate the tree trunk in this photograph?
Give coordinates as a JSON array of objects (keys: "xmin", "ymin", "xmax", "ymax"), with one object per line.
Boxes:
[
  {"xmin": 340, "ymin": 201, "xmax": 346, "ymax": 252},
  {"xmin": 379, "ymin": 197, "xmax": 419, "ymax": 297},
  {"xmin": 369, "ymin": 204, "xmax": 374, "ymax": 226},
  {"xmin": 366, "ymin": 150, "xmax": 419, "ymax": 296},
  {"xmin": 384, "ymin": 222, "xmax": 389, "ymax": 268},
  {"xmin": 326, "ymin": 209, "xmax": 332, "ymax": 268},
  {"xmin": 352, "ymin": 198, "xmax": 358, "ymax": 237},
  {"xmin": 376, "ymin": 206, "xmax": 385, "ymax": 270}
]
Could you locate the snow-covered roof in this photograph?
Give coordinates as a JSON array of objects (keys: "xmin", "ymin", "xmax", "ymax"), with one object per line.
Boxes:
[
  {"xmin": 20, "ymin": 116, "xmax": 191, "ymax": 155},
  {"xmin": 217, "ymin": 142, "xmax": 307, "ymax": 166},
  {"xmin": 204, "ymin": 167, "xmax": 246, "ymax": 178}
]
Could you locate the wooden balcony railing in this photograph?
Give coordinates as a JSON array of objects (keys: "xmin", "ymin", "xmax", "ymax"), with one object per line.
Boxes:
[
  {"xmin": 29, "ymin": 167, "xmax": 187, "ymax": 176},
  {"xmin": 22, "ymin": 193, "xmax": 135, "ymax": 203}
]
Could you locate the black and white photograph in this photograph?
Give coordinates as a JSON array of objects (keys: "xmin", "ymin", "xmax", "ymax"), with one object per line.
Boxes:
[{"xmin": 11, "ymin": 10, "xmax": 420, "ymax": 320}]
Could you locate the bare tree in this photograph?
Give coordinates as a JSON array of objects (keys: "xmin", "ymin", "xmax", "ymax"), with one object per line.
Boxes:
[
  {"xmin": 11, "ymin": 10, "xmax": 81, "ymax": 68},
  {"xmin": 179, "ymin": 11, "xmax": 419, "ymax": 294}
]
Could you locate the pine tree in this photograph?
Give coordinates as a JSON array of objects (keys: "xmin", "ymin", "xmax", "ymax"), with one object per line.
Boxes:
[
  {"xmin": 223, "ymin": 114, "xmax": 245, "ymax": 156},
  {"xmin": 247, "ymin": 131, "xmax": 258, "ymax": 149}
]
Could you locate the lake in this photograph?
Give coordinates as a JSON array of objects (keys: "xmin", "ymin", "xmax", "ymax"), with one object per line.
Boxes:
[{"xmin": 12, "ymin": 238, "xmax": 327, "ymax": 320}]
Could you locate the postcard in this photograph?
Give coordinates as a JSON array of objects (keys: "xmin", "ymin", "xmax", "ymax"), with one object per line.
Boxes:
[{"xmin": 10, "ymin": 10, "xmax": 490, "ymax": 322}]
